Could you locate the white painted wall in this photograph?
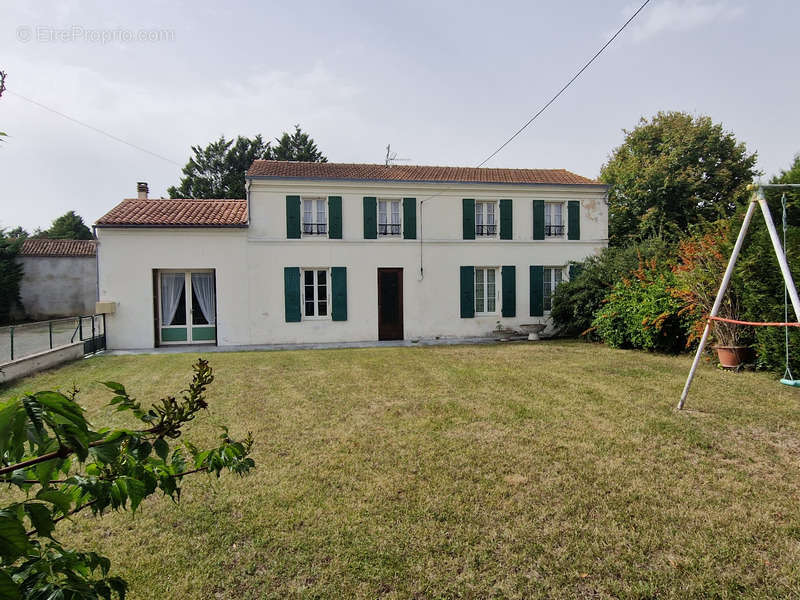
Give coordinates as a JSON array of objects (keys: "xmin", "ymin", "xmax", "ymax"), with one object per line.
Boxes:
[
  {"xmin": 96, "ymin": 229, "xmax": 249, "ymax": 349},
  {"xmin": 98, "ymin": 179, "xmax": 607, "ymax": 349}
]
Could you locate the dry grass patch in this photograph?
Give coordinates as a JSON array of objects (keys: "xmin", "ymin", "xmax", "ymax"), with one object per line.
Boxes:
[{"xmin": 2, "ymin": 341, "xmax": 800, "ymax": 598}]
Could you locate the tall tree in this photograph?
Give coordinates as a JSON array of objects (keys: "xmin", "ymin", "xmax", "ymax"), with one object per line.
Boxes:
[
  {"xmin": 36, "ymin": 211, "xmax": 93, "ymax": 240},
  {"xmin": 271, "ymin": 125, "xmax": 327, "ymax": 162},
  {"xmin": 6, "ymin": 226, "xmax": 28, "ymax": 239},
  {"xmin": 601, "ymin": 111, "xmax": 759, "ymax": 245},
  {"xmin": 168, "ymin": 135, "xmax": 271, "ymax": 199},
  {"xmin": 0, "ymin": 230, "xmax": 24, "ymax": 324}
]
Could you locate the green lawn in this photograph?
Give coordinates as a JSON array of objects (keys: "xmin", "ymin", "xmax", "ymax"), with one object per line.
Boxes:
[{"xmin": 2, "ymin": 341, "xmax": 800, "ymax": 599}]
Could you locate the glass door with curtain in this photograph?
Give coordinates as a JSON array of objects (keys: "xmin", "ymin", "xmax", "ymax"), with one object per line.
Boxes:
[{"xmin": 158, "ymin": 269, "xmax": 216, "ymax": 344}]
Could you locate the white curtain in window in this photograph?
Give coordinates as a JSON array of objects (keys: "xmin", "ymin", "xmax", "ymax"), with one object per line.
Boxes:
[
  {"xmin": 191, "ymin": 273, "xmax": 216, "ymax": 325},
  {"xmin": 160, "ymin": 272, "xmax": 185, "ymax": 326}
]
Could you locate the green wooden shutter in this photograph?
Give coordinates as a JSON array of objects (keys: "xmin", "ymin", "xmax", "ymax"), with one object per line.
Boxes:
[
  {"xmin": 500, "ymin": 199, "xmax": 513, "ymax": 240},
  {"xmin": 569, "ymin": 263, "xmax": 583, "ymax": 280},
  {"xmin": 533, "ymin": 200, "xmax": 545, "ymax": 240},
  {"xmin": 403, "ymin": 197, "xmax": 416, "ymax": 239},
  {"xmin": 501, "ymin": 265, "xmax": 516, "ymax": 317},
  {"xmin": 568, "ymin": 200, "xmax": 580, "ymax": 240},
  {"xmin": 286, "ymin": 196, "xmax": 301, "ymax": 239},
  {"xmin": 460, "ymin": 266, "xmax": 475, "ymax": 318},
  {"xmin": 462, "ymin": 199, "xmax": 475, "ymax": 240},
  {"xmin": 331, "ymin": 267, "xmax": 347, "ymax": 321},
  {"xmin": 530, "ymin": 266, "xmax": 544, "ymax": 317},
  {"xmin": 363, "ymin": 197, "xmax": 377, "ymax": 239},
  {"xmin": 284, "ymin": 267, "xmax": 301, "ymax": 322},
  {"xmin": 328, "ymin": 196, "xmax": 342, "ymax": 239}
]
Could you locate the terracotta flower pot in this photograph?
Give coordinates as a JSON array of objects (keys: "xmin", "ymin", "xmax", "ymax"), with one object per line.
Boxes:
[{"xmin": 714, "ymin": 345, "xmax": 751, "ymax": 369}]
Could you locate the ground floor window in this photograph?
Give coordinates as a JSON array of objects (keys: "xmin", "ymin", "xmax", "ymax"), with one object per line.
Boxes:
[
  {"xmin": 158, "ymin": 270, "xmax": 216, "ymax": 344},
  {"xmin": 543, "ymin": 267, "xmax": 563, "ymax": 312},
  {"xmin": 303, "ymin": 268, "xmax": 329, "ymax": 318},
  {"xmin": 475, "ymin": 267, "xmax": 498, "ymax": 314}
]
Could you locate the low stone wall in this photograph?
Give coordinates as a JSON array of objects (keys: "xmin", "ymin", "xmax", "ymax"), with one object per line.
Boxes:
[{"xmin": 0, "ymin": 342, "xmax": 85, "ymax": 384}]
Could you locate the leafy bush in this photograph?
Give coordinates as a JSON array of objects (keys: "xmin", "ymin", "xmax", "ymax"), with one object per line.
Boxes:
[
  {"xmin": 551, "ymin": 238, "xmax": 675, "ymax": 338},
  {"xmin": 737, "ymin": 160, "xmax": 800, "ymax": 373},
  {"xmin": 672, "ymin": 221, "xmax": 750, "ymax": 348},
  {"xmin": 0, "ymin": 359, "xmax": 255, "ymax": 599},
  {"xmin": 592, "ymin": 259, "xmax": 690, "ymax": 353}
]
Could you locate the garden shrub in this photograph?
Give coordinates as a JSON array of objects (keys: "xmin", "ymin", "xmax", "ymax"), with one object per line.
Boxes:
[
  {"xmin": 551, "ymin": 238, "xmax": 675, "ymax": 338},
  {"xmin": 592, "ymin": 258, "xmax": 690, "ymax": 352}
]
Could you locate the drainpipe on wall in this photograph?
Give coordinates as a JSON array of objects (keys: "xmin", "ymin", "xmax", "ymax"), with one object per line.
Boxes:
[
  {"xmin": 92, "ymin": 225, "xmax": 99, "ymax": 303},
  {"xmin": 245, "ymin": 176, "xmax": 252, "ymax": 225}
]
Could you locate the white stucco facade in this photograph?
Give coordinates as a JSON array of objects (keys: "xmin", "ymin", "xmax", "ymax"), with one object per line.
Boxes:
[{"xmin": 97, "ymin": 177, "xmax": 607, "ymax": 349}]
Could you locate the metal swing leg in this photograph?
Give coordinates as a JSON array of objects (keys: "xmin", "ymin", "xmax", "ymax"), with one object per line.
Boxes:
[{"xmin": 677, "ymin": 200, "xmax": 756, "ymax": 410}]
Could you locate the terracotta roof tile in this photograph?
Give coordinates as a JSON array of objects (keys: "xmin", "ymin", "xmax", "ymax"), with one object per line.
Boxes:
[
  {"xmin": 95, "ymin": 199, "xmax": 248, "ymax": 228},
  {"xmin": 20, "ymin": 239, "xmax": 97, "ymax": 257},
  {"xmin": 246, "ymin": 161, "xmax": 599, "ymax": 185}
]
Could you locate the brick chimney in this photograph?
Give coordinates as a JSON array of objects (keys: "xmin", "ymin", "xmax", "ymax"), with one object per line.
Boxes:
[{"xmin": 137, "ymin": 182, "xmax": 149, "ymax": 200}]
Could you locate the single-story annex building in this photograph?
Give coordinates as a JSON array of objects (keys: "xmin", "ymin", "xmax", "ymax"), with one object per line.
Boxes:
[
  {"xmin": 15, "ymin": 238, "xmax": 98, "ymax": 321},
  {"xmin": 95, "ymin": 162, "xmax": 608, "ymax": 349}
]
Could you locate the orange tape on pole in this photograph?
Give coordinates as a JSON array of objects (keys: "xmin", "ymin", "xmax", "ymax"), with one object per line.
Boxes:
[{"xmin": 708, "ymin": 315, "xmax": 800, "ymax": 327}]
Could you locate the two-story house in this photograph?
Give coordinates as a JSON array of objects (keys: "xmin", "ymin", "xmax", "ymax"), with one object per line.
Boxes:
[{"xmin": 95, "ymin": 162, "xmax": 608, "ymax": 349}]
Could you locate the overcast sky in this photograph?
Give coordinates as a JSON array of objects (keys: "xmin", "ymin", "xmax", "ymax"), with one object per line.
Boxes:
[{"xmin": 1, "ymin": 0, "xmax": 798, "ymax": 232}]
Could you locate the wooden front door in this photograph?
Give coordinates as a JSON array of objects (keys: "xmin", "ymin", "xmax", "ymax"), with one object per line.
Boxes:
[{"xmin": 378, "ymin": 268, "xmax": 403, "ymax": 341}]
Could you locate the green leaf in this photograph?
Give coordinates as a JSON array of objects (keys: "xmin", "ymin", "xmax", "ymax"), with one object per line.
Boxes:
[
  {"xmin": 101, "ymin": 381, "xmax": 125, "ymax": 394},
  {"xmin": 125, "ymin": 478, "xmax": 146, "ymax": 513},
  {"xmin": 0, "ymin": 570, "xmax": 21, "ymax": 600},
  {"xmin": 24, "ymin": 502, "xmax": 54, "ymax": 537},
  {"xmin": 0, "ymin": 510, "xmax": 30, "ymax": 561},
  {"xmin": 36, "ymin": 489, "xmax": 73, "ymax": 515},
  {"xmin": 153, "ymin": 437, "xmax": 169, "ymax": 462},
  {"xmin": 34, "ymin": 460, "xmax": 57, "ymax": 487},
  {"xmin": 90, "ymin": 439, "xmax": 122, "ymax": 464}
]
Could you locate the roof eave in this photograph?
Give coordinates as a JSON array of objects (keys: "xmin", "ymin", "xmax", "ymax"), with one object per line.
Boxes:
[
  {"xmin": 245, "ymin": 175, "xmax": 606, "ymax": 187},
  {"xmin": 94, "ymin": 223, "xmax": 249, "ymax": 229}
]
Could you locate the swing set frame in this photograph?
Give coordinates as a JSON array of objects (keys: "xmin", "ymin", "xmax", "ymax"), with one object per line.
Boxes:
[{"xmin": 678, "ymin": 183, "xmax": 800, "ymax": 410}]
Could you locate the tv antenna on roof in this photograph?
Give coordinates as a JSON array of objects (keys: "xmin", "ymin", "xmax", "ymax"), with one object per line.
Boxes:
[{"xmin": 385, "ymin": 144, "xmax": 410, "ymax": 167}]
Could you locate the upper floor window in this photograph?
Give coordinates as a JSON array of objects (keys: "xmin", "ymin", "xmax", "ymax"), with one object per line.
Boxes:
[
  {"xmin": 543, "ymin": 267, "xmax": 563, "ymax": 312},
  {"xmin": 303, "ymin": 268, "xmax": 329, "ymax": 318},
  {"xmin": 475, "ymin": 201, "xmax": 497, "ymax": 236},
  {"xmin": 378, "ymin": 199, "xmax": 401, "ymax": 236},
  {"xmin": 475, "ymin": 267, "xmax": 498, "ymax": 314},
  {"xmin": 545, "ymin": 202, "xmax": 564, "ymax": 237},
  {"xmin": 303, "ymin": 198, "xmax": 327, "ymax": 236}
]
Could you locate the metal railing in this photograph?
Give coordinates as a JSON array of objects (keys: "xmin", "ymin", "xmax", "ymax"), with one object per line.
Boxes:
[
  {"xmin": 378, "ymin": 223, "xmax": 401, "ymax": 235},
  {"xmin": 302, "ymin": 223, "xmax": 328, "ymax": 235},
  {"xmin": 1, "ymin": 314, "xmax": 106, "ymax": 363},
  {"xmin": 476, "ymin": 224, "xmax": 497, "ymax": 236},
  {"xmin": 545, "ymin": 225, "xmax": 565, "ymax": 237}
]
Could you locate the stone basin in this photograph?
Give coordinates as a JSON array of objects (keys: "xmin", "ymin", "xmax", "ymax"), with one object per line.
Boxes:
[{"xmin": 520, "ymin": 323, "xmax": 546, "ymax": 341}]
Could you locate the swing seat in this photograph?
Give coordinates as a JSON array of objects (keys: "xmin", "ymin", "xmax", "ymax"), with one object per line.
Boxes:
[{"xmin": 780, "ymin": 378, "xmax": 800, "ymax": 388}]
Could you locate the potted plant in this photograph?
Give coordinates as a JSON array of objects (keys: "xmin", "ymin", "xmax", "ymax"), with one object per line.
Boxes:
[{"xmin": 673, "ymin": 224, "xmax": 750, "ymax": 369}]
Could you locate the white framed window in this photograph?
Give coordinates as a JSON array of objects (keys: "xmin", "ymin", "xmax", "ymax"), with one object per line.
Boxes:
[
  {"xmin": 475, "ymin": 201, "xmax": 497, "ymax": 237},
  {"xmin": 302, "ymin": 197, "xmax": 327, "ymax": 236},
  {"xmin": 543, "ymin": 267, "xmax": 564, "ymax": 312},
  {"xmin": 544, "ymin": 202, "xmax": 564, "ymax": 238},
  {"xmin": 302, "ymin": 268, "xmax": 330, "ymax": 318},
  {"xmin": 475, "ymin": 267, "xmax": 498, "ymax": 314},
  {"xmin": 378, "ymin": 199, "xmax": 402, "ymax": 236}
]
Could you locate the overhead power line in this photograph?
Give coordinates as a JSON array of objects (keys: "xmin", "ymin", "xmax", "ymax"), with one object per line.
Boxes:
[
  {"xmin": 475, "ymin": 0, "xmax": 653, "ymax": 168},
  {"xmin": 6, "ymin": 89, "xmax": 182, "ymax": 166}
]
